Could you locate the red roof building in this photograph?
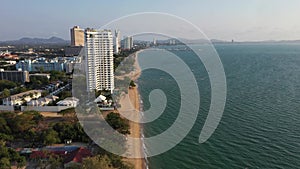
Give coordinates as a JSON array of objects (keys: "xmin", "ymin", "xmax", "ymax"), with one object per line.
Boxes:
[{"xmin": 29, "ymin": 146, "xmax": 92, "ymax": 166}]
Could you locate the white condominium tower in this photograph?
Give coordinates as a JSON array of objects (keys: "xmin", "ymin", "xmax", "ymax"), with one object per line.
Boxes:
[
  {"xmin": 85, "ymin": 28, "xmax": 114, "ymax": 93},
  {"xmin": 114, "ymin": 29, "xmax": 121, "ymax": 54}
]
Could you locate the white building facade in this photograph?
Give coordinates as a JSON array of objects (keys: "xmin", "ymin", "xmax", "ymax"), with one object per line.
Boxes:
[
  {"xmin": 113, "ymin": 30, "xmax": 121, "ymax": 54},
  {"xmin": 85, "ymin": 29, "xmax": 114, "ymax": 93}
]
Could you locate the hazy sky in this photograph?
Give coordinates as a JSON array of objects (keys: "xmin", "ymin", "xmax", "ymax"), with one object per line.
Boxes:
[{"xmin": 1, "ymin": 0, "xmax": 300, "ymax": 41}]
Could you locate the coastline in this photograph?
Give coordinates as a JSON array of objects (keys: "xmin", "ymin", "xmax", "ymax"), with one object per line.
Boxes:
[{"xmin": 118, "ymin": 50, "xmax": 146, "ymax": 169}]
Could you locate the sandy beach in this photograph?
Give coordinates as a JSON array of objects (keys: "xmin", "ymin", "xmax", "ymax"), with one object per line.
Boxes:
[{"xmin": 117, "ymin": 51, "xmax": 145, "ymax": 169}]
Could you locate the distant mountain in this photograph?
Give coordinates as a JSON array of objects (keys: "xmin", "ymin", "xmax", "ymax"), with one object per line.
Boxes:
[
  {"xmin": 210, "ymin": 39, "xmax": 229, "ymax": 43},
  {"xmin": 0, "ymin": 36, "xmax": 69, "ymax": 45},
  {"xmin": 271, "ymin": 40, "xmax": 300, "ymax": 43},
  {"xmin": 155, "ymin": 38, "xmax": 228, "ymax": 44},
  {"xmin": 153, "ymin": 38, "xmax": 300, "ymax": 44}
]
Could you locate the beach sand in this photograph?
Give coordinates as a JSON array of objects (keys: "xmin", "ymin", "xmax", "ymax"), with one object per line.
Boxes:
[{"xmin": 118, "ymin": 51, "xmax": 145, "ymax": 169}]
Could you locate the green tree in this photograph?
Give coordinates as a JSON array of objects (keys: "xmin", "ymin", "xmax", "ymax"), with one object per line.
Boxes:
[
  {"xmin": 0, "ymin": 133, "xmax": 13, "ymax": 142},
  {"xmin": 43, "ymin": 129, "xmax": 60, "ymax": 145},
  {"xmin": 41, "ymin": 90, "xmax": 49, "ymax": 97},
  {"xmin": 19, "ymin": 87, "xmax": 27, "ymax": 93},
  {"xmin": 52, "ymin": 122, "xmax": 90, "ymax": 143},
  {"xmin": 16, "ymin": 156, "xmax": 26, "ymax": 169},
  {"xmin": 0, "ymin": 143, "xmax": 26, "ymax": 169},
  {"xmin": 58, "ymin": 91, "xmax": 72, "ymax": 100},
  {"xmin": 82, "ymin": 155, "xmax": 115, "ymax": 169},
  {"xmin": 129, "ymin": 80, "xmax": 136, "ymax": 87},
  {"xmin": 65, "ymin": 163, "xmax": 82, "ymax": 169},
  {"xmin": 48, "ymin": 155, "xmax": 63, "ymax": 169},
  {"xmin": 0, "ymin": 117, "xmax": 11, "ymax": 134},
  {"xmin": 0, "ymin": 158, "xmax": 11, "ymax": 169},
  {"xmin": 50, "ymin": 70, "xmax": 68, "ymax": 82},
  {"xmin": 1, "ymin": 88, "xmax": 10, "ymax": 98},
  {"xmin": 0, "ymin": 80, "xmax": 16, "ymax": 91},
  {"xmin": 92, "ymin": 146, "xmax": 133, "ymax": 169},
  {"xmin": 105, "ymin": 112, "xmax": 130, "ymax": 135},
  {"xmin": 28, "ymin": 76, "xmax": 50, "ymax": 89},
  {"xmin": 58, "ymin": 108, "xmax": 75, "ymax": 116},
  {"xmin": 12, "ymin": 111, "xmax": 43, "ymax": 133}
]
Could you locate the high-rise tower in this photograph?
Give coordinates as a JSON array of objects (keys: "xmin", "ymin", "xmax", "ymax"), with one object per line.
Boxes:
[
  {"xmin": 123, "ymin": 36, "xmax": 133, "ymax": 50},
  {"xmin": 70, "ymin": 26, "xmax": 84, "ymax": 46},
  {"xmin": 114, "ymin": 30, "xmax": 121, "ymax": 54},
  {"xmin": 85, "ymin": 28, "xmax": 114, "ymax": 93}
]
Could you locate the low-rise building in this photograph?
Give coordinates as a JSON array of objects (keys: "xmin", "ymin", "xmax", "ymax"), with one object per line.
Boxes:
[
  {"xmin": 16, "ymin": 56, "xmax": 81, "ymax": 73},
  {"xmin": 29, "ymin": 73, "xmax": 51, "ymax": 80},
  {"xmin": 1, "ymin": 60, "xmax": 16, "ymax": 65},
  {"xmin": 27, "ymin": 95, "xmax": 59, "ymax": 106},
  {"xmin": 94, "ymin": 95, "xmax": 113, "ymax": 109},
  {"xmin": 2, "ymin": 90, "xmax": 42, "ymax": 106},
  {"xmin": 56, "ymin": 97, "xmax": 79, "ymax": 107},
  {"xmin": 0, "ymin": 69, "xmax": 29, "ymax": 83},
  {"xmin": 0, "ymin": 51, "xmax": 19, "ymax": 60},
  {"xmin": 28, "ymin": 146, "xmax": 92, "ymax": 167},
  {"xmin": 16, "ymin": 58, "xmax": 65, "ymax": 72}
]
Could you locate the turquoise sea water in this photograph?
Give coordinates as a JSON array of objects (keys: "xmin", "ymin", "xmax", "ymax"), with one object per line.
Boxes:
[{"xmin": 138, "ymin": 43, "xmax": 300, "ymax": 169}]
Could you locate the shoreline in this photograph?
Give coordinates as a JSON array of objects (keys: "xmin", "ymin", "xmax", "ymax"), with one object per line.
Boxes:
[{"xmin": 118, "ymin": 50, "xmax": 147, "ymax": 169}]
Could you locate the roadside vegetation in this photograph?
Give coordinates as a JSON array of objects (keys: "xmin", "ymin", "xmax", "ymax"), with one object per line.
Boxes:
[
  {"xmin": 0, "ymin": 109, "xmax": 132, "ymax": 169},
  {"xmin": 106, "ymin": 112, "xmax": 130, "ymax": 135}
]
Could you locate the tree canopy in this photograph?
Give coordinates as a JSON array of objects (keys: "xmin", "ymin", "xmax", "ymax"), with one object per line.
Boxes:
[
  {"xmin": 82, "ymin": 155, "xmax": 115, "ymax": 169},
  {"xmin": 42, "ymin": 129, "xmax": 60, "ymax": 145},
  {"xmin": 0, "ymin": 141, "xmax": 26, "ymax": 169},
  {"xmin": 105, "ymin": 112, "xmax": 130, "ymax": 135},
  {"xmin": 0, "ymin": 80, "xmax": 16, "ymax": 91}
]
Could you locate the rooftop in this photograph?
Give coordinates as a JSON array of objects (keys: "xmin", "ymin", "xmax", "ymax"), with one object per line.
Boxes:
[{"xmin": 8, "ymin": 90, "xmax": 43, "ymax": 100}]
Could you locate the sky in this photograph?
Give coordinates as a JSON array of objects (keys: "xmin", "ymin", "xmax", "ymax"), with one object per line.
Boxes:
[{"xmin": 1, "ymin": 0, "xmax": 300, "ymax": 41}]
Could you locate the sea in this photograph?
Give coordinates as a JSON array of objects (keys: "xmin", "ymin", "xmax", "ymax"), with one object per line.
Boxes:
[{"xmin": 137, "ymin": 43, "xmax": 300, "ymax": 169}]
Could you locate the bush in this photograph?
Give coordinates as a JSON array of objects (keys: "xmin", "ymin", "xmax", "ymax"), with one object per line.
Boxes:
[
  {"xmin": 129, "ymin": 80, "xmax": 136, "ymax": 87},
  {"xmin": 0, "ymin": 80, "xmax": 16, "ymax": 91},
  {"xmin": 52, "ymin": 122, "xmax": 90, "ymax": 143},
  {"xmin": 42, "ymin": 129, "xmax": 60, "ymax": 145},
  {"xmin": 105, "ymin": 112, "xmax": 130, "ymax": 135}
]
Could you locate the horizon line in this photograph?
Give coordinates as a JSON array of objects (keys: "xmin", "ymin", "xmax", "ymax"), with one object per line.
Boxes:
[{"xmin": 1, "ymin": 36, "xmax": 300, "ymax": 44}]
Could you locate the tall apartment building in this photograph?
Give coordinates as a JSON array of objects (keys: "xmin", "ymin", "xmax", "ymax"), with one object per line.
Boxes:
[
  {"xmin": 0, "ymin": 69, "xmax": 29, "ymax": 84},
  {"xmin": 153, "ymin": 38, "xmax": 157, "ymax": 45},
  {"xmin": 123, "ymin": 36, "xmax": 133, "ymax": 50},
  {"xmin": 85, "ymin": 28, "xmax": 114, "ymax": 93},
  {"xmin": 113, "ymin": 30, "xmax": 121, "ymax": 54},
  {"xmin": 70, "ymin": 26, "xmax": 85, "ymax": 46}
]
